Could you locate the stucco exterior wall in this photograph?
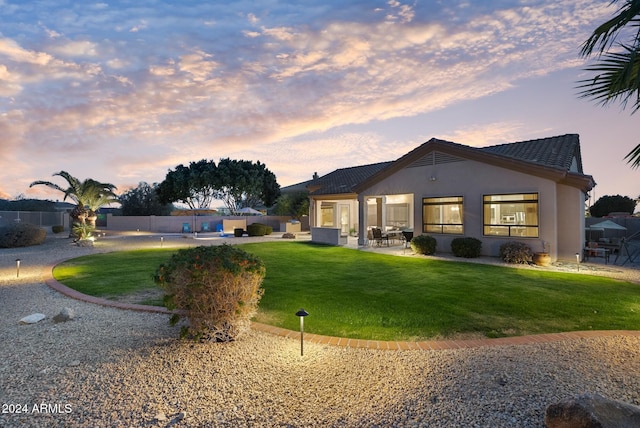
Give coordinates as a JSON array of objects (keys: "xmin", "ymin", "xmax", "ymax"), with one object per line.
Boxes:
[
  {"xmin": 556, "ymin": 184, "xmax": 587, "ymax": 260},
  {"xmin": 358, "ymin": 158, "xmax": 573, "ymax": 260}
]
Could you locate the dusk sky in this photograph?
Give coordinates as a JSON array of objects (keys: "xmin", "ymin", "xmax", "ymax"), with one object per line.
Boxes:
[{"xmin": 2, "ymin": 0, "xmax": 639, "ymax": 207}]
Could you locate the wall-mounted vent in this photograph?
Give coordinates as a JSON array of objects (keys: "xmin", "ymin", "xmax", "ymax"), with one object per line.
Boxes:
[{"xmin": 407, "ymin": 151, "xmax": 464, "ymax": 168}]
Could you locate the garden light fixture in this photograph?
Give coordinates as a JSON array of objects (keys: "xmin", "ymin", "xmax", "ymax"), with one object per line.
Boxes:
[
  {"xmin": 16, "ymin": 259, "xmax": 20, "ymax": 278},
  {"xmin": 576, "ymin": 252, "xmax": 580, "ymax": 272},
  {"xmin": 295, "ymin": 308, "xmax": 309, "ymax": 356}
]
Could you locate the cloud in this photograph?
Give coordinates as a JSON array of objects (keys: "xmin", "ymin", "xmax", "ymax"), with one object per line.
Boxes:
[
  {"xmin": 0, "ymin": 0, "xmax": 621, "ymax": 200},
  {"xmin": 438, "ymin": 122, "xmax": 528, "ymax": 147}
]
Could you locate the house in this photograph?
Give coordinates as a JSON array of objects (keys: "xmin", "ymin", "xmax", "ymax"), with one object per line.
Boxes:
[{"xmin": 307, "ymin": 134, "xmax": 595, "ymax": 261}]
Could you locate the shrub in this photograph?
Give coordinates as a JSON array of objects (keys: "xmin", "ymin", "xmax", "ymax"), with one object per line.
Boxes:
[
  {"xmin": 499, "ymin": 241, "xmax": 533, "ymax": 264},
  {"xmin": 451, "ymin": 237, "xmax": 482, "ymax": 258},
  {"xmin": 247, "ymin": 223, "xmax": 267, "ymax": 236},
  {"xmin": 72, "ymin": 223, "xmax": 95, "ymax": 242},
  {"xmin": 247, "ymin": 223, "xmax": 273, "ymax": 236},
  {"xmin": 410, "ymin": 234, "xmax": 437, "ymax": 255},
  {"xmin": 52, "ymin": 225, "xmax": 64, "ymax": 234},
  {"xmin": 154, "ymin": 244, "xmax": 266, "ymax": 342},
  {"xmin": 234, "ymin": 228, "xmax": 244, "ymax": 237},
  {"xmin": 0, "ymin": 223, "xmax": 46, "ymax": 248}
]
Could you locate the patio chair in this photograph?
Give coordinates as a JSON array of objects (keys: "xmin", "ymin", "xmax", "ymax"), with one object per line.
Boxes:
[{"xmin": 372, "ymin": 228, "xmax": 389, "ymax": 247}]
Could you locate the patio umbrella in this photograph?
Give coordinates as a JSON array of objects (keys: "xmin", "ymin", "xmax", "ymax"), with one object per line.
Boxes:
[
  {"xmin": 585, "ymin": 225, "xmax": 604, "ymax": 241},
  {"xmin": 237, "ymin": 207, "xmax": 263, "ymax": 215},
  {"xmin": 588, "ymin": 220, "xmax": 627, "ymax": 238}
]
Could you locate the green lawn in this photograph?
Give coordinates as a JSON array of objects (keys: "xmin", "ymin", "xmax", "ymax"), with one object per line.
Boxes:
[{"xmin": 53, "ymin": 241, "xmax": 640, "ymax": 341}]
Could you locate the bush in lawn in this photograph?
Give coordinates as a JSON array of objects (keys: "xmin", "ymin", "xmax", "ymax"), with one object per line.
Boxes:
[
  {"xmin": 52, "ymin": 225, "xmax": 64, "ymax": 234},
  {"xmin": 247, "ymin": 222, "xmax": 267, "ymax": 236},
  {"xmin": 499, "ymin": 241, "xmax": 533, "ymax": 264},
  {"xmin": 451, "ymin": 237, "xmax": 482, "ymax": 258},
  {"xmin": 154, "ymin": 244, "xmax": 266, "ymax": 342},
  {"xmin": 0, "ymin": 223, "xmax": 46, "ymax": 248},
  {"xmin": 410, "ymin": 234, "xmax": 437, "ymax": 255}
]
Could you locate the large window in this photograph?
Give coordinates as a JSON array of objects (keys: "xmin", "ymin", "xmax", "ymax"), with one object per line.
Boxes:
[
  {"xmin": 320, "ymin": 202, "xmax": 335, "ymax": 227},
  {"xmin": 423, "ymin": 196, "xmax": 463, "ymax": 234},
  {"xmin": 483, "ymin": 193, "xmax": 538, "ymax": 237}
]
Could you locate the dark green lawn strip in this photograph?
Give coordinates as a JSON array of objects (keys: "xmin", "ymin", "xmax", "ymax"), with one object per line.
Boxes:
[{"xmin": 52, "ymin": 241, "xmax": 640, "ymax": 341}]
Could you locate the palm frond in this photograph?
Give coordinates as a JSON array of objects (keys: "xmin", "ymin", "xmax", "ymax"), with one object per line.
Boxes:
[
  {"xmin": 581, "ymin": 0, "xmax": 640, "ymax": 57},
  {"xmin": 624, "ymin": 143, "xmax": 640, "ymax": 168},
  {"xmin": 577, "ymin": 44, "xmax": 640, "ymax": 112}
]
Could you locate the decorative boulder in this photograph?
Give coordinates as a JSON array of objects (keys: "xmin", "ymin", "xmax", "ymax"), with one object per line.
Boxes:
[
  {"xmin": 545, "ymin": 393, "xmax": 640, "ymax": 428},
  {"xmin": 53, "ymin": 307, "xmax": 75, "ymax": 323},
  {"xmin": 282, "ymin": 233, "xmax": 296, "ymax": 239},
  {"xmin": 19, "ymin": 313, "xmax": 46, "ymax": 324}
]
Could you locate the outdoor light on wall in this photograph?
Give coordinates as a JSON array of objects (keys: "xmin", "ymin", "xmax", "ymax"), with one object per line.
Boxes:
[
  {"xmin": 429, "ymin": 176, "xmax": 437, "ymax": 182},
  {"xmin": 15, "ymin": 259, "xmax": 20, "ymax": 278},
  {"xmin": 295, "ymin": 308, "xmax": 309, "ymax": 356}
]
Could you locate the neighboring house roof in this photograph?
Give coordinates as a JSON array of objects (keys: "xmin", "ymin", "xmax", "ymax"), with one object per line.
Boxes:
[
  {"xmin": 308, "ymin": 161, "xmax": 393, "ymax": 196},
  {"xmin": 308, "ymin": 134, "xmax": 595, "ymax": 197},
  {"xmin": 280, "ymin": 180, "xmax": 314, "ymax": 194}
]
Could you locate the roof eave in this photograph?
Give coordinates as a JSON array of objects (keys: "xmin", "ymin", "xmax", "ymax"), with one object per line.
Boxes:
[
  {"xmin": 309, "ymin": 192, "xmax": 358, "ymax": 200},
  {"xmin": 560, "ymin": 172, "xmax": 596, "ymax": 193}
]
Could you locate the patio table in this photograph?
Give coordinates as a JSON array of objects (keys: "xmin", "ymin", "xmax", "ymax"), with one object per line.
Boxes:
[{"xmin": 583, "ymin": 247, "xmax": 610, "ymax": 264}]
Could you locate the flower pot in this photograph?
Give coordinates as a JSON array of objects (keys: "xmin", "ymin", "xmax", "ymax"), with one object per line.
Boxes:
[{"xmin": 533, "ymin": 252, "xmax": 551, "ymax": 266}]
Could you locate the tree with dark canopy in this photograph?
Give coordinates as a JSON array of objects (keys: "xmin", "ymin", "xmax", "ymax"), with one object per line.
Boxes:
[
  {"xmin": 119, "ymin": 182, "xmax": 173, "ymax": 216},
  {"xmin": 589, "ymin": 194, "xmax": 636, "ymax": 217},
  {"xmin": 157, "ymin": 158, "xmax": 280, "ymax": 214}
]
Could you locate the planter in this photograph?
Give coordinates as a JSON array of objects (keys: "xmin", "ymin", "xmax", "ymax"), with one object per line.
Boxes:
[{"xmin": 533, "ymin": 252, "xmax": 551, "ymax": 266}]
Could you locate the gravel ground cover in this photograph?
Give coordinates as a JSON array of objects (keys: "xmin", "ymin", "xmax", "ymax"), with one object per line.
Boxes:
[{"xmin": 1, "ymin": 233, "xmax": 640, "ymax": 427}]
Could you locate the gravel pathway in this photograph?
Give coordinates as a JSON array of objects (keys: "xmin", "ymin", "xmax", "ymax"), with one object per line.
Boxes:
[{"xmin": 2, "ymin": 233, "xmax": 640, "ymax": 427}]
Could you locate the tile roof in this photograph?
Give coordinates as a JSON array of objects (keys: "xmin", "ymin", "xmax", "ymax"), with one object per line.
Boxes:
[
  {"xmin": 480, "ymin": 134, "xmax": 583, "ymax": 173},
  {"xmin": 309, "ymin": 134, "xmax": 593, "ymax": 196},
  {"xmin": 309, "ymin": 161, "xmax": 393, "ymax": 196}
]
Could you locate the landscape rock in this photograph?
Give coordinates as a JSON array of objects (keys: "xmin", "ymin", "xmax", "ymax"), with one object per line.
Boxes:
[
  {"xmin": 77, "ymin": 239, "xmax": 94, "ymax": 247},
  {"xmin": 282, "ymin": 233, "xmax": 296, "ymax": 239},
  {"xmin": 545, "ymin": 393, "xmax": 640, "ymax": 428},
  {"xmin": 53, "ymin": 307, "xmax": 75, "ymax": 323},
  {"xmin": 19, "ymin": 313, "xmax": 46, "ymax": 324}
]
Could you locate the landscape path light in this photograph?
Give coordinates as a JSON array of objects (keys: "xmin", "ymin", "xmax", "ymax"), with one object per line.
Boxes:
[
  {"xmin": 160, "ymin": 236, "xmax": 164, "ymax": 247},
  {"xmin": 576, "ymin": 252, "xmax": 580, "ymax": 272},
  {"xmin": 295, "ymin": 308, "xmax": 309, "ymax": 356},
  {"xmin": 16, "ymin": 258, "xmax": 21, "ymax": 278}
]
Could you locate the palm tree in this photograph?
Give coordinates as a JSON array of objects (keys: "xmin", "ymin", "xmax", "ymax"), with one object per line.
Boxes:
[
  {"xmin": 30, "ymin": 171, "xmax": 118, "ymax": 232},
  {"xmin": 578, "ymin": 0, "xmax": 640, "ymax": 166}
]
